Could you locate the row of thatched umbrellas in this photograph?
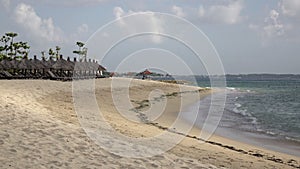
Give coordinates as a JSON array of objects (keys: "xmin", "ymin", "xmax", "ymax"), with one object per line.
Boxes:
[{"xmin": 0, "ymin": 55, "xmax": 107, "ymax": 80}]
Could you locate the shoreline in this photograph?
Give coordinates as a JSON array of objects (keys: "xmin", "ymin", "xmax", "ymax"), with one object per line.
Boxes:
[
  {"xmin": 0, "ymin": 78, "xmax": 299, "ymax": 168},
  {"xmin": 128, "ymin": 81, "xmax": 300, "ymax": 166},
  {"xmin": 181, "ymin": 93, "xmax": 300, "ymax": 157}
]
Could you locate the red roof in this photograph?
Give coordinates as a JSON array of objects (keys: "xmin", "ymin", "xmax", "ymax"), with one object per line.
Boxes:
[{"xmin": 143, "ymin": 69, "xmax": 151, "ymax": 75}]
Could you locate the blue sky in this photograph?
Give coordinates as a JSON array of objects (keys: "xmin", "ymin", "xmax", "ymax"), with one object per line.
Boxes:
[{"xmin": 0, "ymin": 0, "xmax": 300, "ymax": 74}]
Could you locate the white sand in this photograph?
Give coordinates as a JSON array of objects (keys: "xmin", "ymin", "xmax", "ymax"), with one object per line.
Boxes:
[{"xmin": 0, "ymin": 79, "xmax": 299, "ymax": 168}]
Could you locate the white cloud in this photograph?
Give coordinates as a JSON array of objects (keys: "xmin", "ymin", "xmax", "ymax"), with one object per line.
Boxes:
[
  {"xmin": 263, "ymin": 10, "xmax": 285, "ymax": 37},
  {"xmin": 113, "ymin": 6, "xmax": 164, "ymax": 44},
  {"xmin": 77, "ymin": 24, "xmax": 89, "ymax": 34},
  {"xmin": 70, "ymin": 23, "xmax": 90, "ymax": 42},
  {"xmin": 14, "ymin": 3, "xmax": 64, "ymax": 42},
  {"xmin": 198, "ymin": 6, "xmax": 205, "ymax": 18},
  {"xmin": 249, "ymin": 9, "xmax": 286, "ymax": 43},
  {"xmin": 114, "ymin": 6, "xmax": 125, "ymax": 26},
  {"xmin": 280, "ymin": 0, "xmax": 300, "ymax": 17},
  {"xmin": 114, "ymin": 6, "xmax": 124, "ymax": 19},
  {"xmin": 198, "ymin": 0, "xmax": 244, "ymax": 24},
  {"xmin": 42, "ymin": 0, "xmax": 109, "ymax": 7},
  {"xmin": 172, "ymin": 5, "xmax": 186, "ymax": 18},
  {"xmin": 1, "ymin": 0, "xmax": 10, "ymax": 10},
  {"xmin": 248, "ymin": 23, "xmax": 259, "ymax": 30}
]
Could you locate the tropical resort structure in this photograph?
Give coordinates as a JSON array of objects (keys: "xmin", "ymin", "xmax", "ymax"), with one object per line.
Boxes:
[
  {"xmin": 0, "ymin": 32, "xmax": 108, "ymax": 80},
  {"xmin": 0, "ymin": 55, "xmax": 107, "ymax": 80}
]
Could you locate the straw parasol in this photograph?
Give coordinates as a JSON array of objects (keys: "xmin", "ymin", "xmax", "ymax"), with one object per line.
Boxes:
[
  {"xmin": 18, "ymin": 56, "xmax": 33, "ymax": 70},
  {"xmin": 66, "ymin": 57, "xmax": 75, "ymax": 70},
  {"xmin": 86, "ymin": 59, "xmax": 96, "ymax": 75},
  {"xmin": 97, "ymin": 63, "xmax": 106, "ymax": 71},
  {"xmin": 17, "ymin": 56, "xmax": 34, "ymax": 77},
  {"xmin": 10, "ymin": 58, "xmax": 20, "ymax": 70},
  {"xmin": 42, "ymin": 57, "xmax": 56, "ymax": 70},
  {"xmin": 1, "ymin": 59, "xmax": 13, "ymax": 70},
  {"xmin": 31, "ymin": 55, "xmax": 46, "ymax": 70},
  {"xmin": 0, "ymin": 61, "xmax": 4, "ymax": 70},
  {"xmin": 75, "ymin": 59, "xmax": 89, "ymax": 76},
  {"xmin": 52, "ymin": 55, "xmax": 73, "ymax": 71}
]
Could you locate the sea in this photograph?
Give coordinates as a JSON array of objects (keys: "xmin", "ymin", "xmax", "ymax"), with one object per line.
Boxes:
[{"xmin": 175, "ymin": 74, "xmax": 300, "ymax": 156}]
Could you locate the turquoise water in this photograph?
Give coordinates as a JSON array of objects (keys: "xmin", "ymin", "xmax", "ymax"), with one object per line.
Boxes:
[
  {"xmin": 226, "ymin": 80, "xmax": 300, "ymax": 142},
  {"xmin": 193, "ymin": 75, "xmax": 300, "ymax": 142}
]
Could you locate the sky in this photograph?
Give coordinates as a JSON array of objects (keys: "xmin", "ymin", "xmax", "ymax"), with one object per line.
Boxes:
[{"xmin": 0, "ymin": 0, "xmax": 300, "ymax": 74}]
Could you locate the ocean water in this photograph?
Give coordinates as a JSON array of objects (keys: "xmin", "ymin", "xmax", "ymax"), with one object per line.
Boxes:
[
  {"xmin": 226, "ymin": 80, "xmax": 300, "ymax": 142},
  {"xmin": 176, "ymin": 75, "xmax": 300, "ymax": 156}
]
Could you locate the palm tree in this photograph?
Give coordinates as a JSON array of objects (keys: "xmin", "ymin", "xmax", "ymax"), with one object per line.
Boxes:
[
  {"xmin": 0, "ymin": 46, "xmax": 6, "ymax": 61},
  {"xmin": 82, "ymin": 47, "xmax": 88, "ymax": 59},
  {"xmin": 0, "ymin": 35, "xmax": 10, "ymax": 57},
  {"xmin": 55, "ymin": 46, "xmax": 61, "ymax": 60},
  {"xmin": 76, "ymin": 41, "xmax": 85, "ymax": 51},
  {"xmin": 48, "ymin": 48, "xmax": 55, "ymax": 60},
  {"xmin": 15, "ymin": 41, "xmax": 30, "ymax": 59},
  {"xmin": 73, "ymin": 41, "xmax": 86, "ymax": 61},
  {"xmin": 41, "ymin": 50, "xmax": 46, "ymax": 59},
  {"xmin": 5, "ymin": 32, "xmax": 18, "ymax": 59}
]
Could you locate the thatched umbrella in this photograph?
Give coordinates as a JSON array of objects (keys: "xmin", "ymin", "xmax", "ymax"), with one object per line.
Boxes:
[
  {"xmin": 89, "ymin": 60, "xmax": 99, "ymax": 76},
  {"xmin": 75, "ymin": 59, "xmax": 89, "ymax": 76},
  {"xmin": 18, "ymin": 56, "xmax": 34, "ymax": 77},
  {"xmin": 97, "ymin": 62, "xmax": 106, "ymax": 71},
  {"xmin": 41, "ymin": 57, "xmax": 55, "ymax": 74},
  {"xmin": 0, "ymin": 59, "xmax": 13, "ymax": 70},
  {"xmin": 86, "ymin": 59, "xmax": 96, "ymax": 76},
  {"xmin": 31, "ymin": 55, "xmax": 46, "ymax": 69},
  {"xmin": 10, "ymin": 58, "xmax": 20, "ymax": 70},
  {"xmin": 66, "ymin": 57, "xmax": 75, "ymax": 70},
  {"xmin": 95, "ymin": 61, "xmax": 106, "ymax": 77},
  {"xmin": 72, "ymin": 57, "xmax": 81, "ymax": 77},
  {"xmin": 30, "ymin": 55, "xmax": 47, "ymax": 76},
  {"xmin": 0, "ymin": 59, "xmax": 13, "ymax": 78},
  {"xmin": 52, "ymin": 55, "xmax": 73, "ymax": 77},
  {"xmin": 0, "ymin": 61, "xmax": 4, "ymax": 70},
  {"xmin": 19, "ymin": 56, "xmax": 33, "ymax": 69},
  {"xmin": 66, "ymin": 57, "xmax": 75, "ymax": 77},
  {"xmin": 0, "ymin": 61, "xmax": 4, "ymax": 78}
]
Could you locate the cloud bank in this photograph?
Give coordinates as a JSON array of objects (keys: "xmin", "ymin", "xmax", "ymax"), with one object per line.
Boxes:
[
  {"xmin": 198, "ymin": 0, "xmax": 244, "ymax": 24},
  {"xmin": 14, "ymin": 3, "xmax": 64, "ymax": 42}
]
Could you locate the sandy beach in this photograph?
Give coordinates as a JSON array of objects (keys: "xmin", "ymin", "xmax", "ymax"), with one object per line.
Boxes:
[{"xmin": 0, "ymin": 78, "xmax": 299, "ymax": 169}]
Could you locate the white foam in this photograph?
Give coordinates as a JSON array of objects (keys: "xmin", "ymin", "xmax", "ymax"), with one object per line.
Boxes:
[
  {"xmin": 250, "ymin": 116, "xmax": 257, "ymax": 124},
  {"xmin": 234, "ymin": 103, "xmax": 242, "ymax": 108},
  {"xmin": 266, "ymin": 131, "xmax": 276, "ymax": 135}
]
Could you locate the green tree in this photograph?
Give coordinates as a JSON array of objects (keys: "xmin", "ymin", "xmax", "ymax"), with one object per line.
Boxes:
[
  {"xmin": 0, "ymin": 35, "xmax": 10, "ymax": 57},
  {"xmin": 55, "ymin": 46, "xmax": 61, "ymax": 59},
  {"xmin": 41, "ymin": 50, "xmax": 46, "ymax": 59},
  {"xmin": 15, "ymin": 41, "xmax": 30, "ymax": 59},
  {"xmin": 0, "ymin": 46, "xmax": 7, "ymax": 61},
  {"xmin": 0, "ymin": 32, "xmax": 30, "ymax": 61},
  {"xmin": 5, "ymin": 32, "xmax": 18, "ymax": 58},
  {"xmin": 73, "ymin": 41, "xmax": 86, "ymax": 61},
  {"xmin": 49, "ymin": 48, "xmax": 55, "ymax": 59},
  {"xmin": 76, "ymin": 41, "xmax": 85, "ymax": 50}
]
